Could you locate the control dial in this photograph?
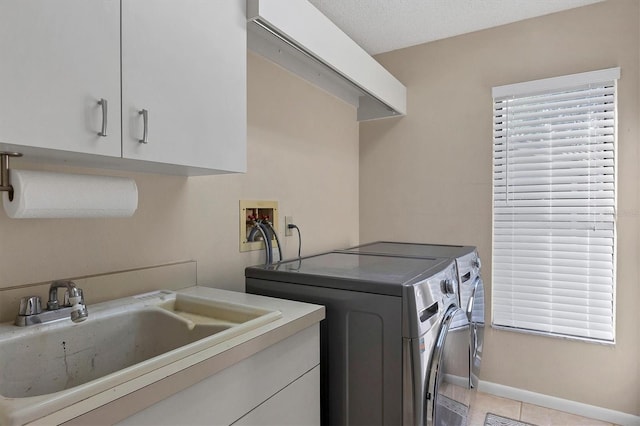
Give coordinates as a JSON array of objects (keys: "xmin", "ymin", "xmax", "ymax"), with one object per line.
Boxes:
[
  {"xmin": 473, "ymin": 257, "xmax": 482, "ymax": 270},
  {"xmin": 440, "ymin": 279, "xmax": 456, "ymax": 295}
]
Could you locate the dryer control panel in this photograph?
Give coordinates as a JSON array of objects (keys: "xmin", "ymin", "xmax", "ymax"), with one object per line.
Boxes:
[{"xmin": 404, "ymin": 260, "xmax": 458, "ymax": 339}]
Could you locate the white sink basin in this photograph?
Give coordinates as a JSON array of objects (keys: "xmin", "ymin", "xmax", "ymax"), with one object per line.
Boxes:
[{"xmin": 0, "ymin": 291, "xmax": 282, "ymax": 401}]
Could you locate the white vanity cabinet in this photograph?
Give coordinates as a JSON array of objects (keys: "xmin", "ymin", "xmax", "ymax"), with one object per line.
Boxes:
[
  {"xmin": 0, "ymin": 0, "xmax": 122, "ymax": 158},
  {"xmin": 117, "ymin": 324, "xmax": 320, "ymax": 426},
  {"xmin": 0, "ymin": 0, "xmax": 246, "ymax": 175}
]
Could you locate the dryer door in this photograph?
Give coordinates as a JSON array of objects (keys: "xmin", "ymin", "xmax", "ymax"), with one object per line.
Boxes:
[{"xmin": 425, "ymin": 307, "xmax": 470, "ymax": 426}]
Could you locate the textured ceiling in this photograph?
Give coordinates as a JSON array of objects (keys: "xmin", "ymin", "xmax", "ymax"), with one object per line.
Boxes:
[{"xmin": 308, "ymin": 0, "xmax": 604, "ymax": 55}]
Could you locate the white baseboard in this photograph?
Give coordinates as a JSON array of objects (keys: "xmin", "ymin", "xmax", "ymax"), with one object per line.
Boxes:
[
  {"xmin": 444, "ymin": 373, "xmax": 468, "ymax": 388},
  {"xmin": 478, "ymin": 380, "xmax": 640, "ymax": 426}
]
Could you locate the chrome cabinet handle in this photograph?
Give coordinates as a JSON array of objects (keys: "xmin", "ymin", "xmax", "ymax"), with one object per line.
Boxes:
[
  {"xmin": 97, "ymin": 98, "xmax": 108, "ymax": 137},
  {"xmin": 139, "ymin": 109, "xmax": 149, "ymax": 144}
]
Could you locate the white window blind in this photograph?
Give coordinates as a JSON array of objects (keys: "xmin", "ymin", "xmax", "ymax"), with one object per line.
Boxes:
[{"xmin": 491, "ymin": 68, "xmax": 619, "ymax": 342}]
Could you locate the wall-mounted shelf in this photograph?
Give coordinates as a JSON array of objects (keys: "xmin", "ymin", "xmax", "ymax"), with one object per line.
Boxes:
[{"xmin": 247, "ymin": 0, "xmax": 407, "ymax": 121}]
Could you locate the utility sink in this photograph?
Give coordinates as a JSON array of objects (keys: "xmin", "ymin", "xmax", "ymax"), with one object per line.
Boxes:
[{"xmin": 0, "ymin": 290, "xmax": 282, "ymax": 400}]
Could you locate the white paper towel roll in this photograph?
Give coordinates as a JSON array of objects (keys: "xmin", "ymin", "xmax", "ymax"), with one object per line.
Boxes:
[{"xmin": 2, "ymin": 170, "xmax": 138, "ymax": 219}]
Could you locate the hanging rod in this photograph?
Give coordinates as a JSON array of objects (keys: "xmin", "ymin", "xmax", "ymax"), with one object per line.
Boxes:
[{"xmin": 0, "ymin": 152, "xmax": 23, "ymax": 201}]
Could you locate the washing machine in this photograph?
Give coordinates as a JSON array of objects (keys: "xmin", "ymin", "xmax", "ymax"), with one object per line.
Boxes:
[
  {"xmin": 245, "ymin": 251, "xmax": 469, "ymax": 425},
  {"xmin": 337, "ymin": 241, "xmax": 485, "ymax": 390}
]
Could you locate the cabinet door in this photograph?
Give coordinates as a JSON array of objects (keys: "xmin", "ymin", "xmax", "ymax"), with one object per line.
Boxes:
[
  {"xmin": 121, "ymin": 0, "xmax": 246, "ymax": 172},
  {"xmin": 0, "ymin": 0, "xmax": 121, "ymax": 157},
  {"xmin": 233, "ymin": 366, "xmax": 320, "ymax": 426}
]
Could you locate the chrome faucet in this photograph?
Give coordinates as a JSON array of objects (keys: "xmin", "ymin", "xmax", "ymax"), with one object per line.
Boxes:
[
  {"xmin": 15, "ymin": 280, "xmax": 88, "ymax": 326},
  {"xmin": 48, "ymin": 280, "xmax": 88, "ymax": 322}
]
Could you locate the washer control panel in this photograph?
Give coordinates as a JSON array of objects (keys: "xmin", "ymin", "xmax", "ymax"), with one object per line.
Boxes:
[{"xmin": 406, "ymin": 260, "xmax": 458, "ymax": 338}]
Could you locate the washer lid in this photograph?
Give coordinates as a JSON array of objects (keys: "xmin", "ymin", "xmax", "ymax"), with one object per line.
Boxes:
[
  {"xmin": 245, "ymin": 252, "xmax": 451, "ymax": 296},
  {"xmin": 338, "ymin": 241, "xmax": 476, "ymax": 259}
]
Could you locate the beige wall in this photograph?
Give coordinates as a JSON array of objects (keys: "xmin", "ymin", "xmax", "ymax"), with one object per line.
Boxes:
[
  {"xmin": 361, "ymin": 0, "xmax": 639, "ymax": 416},
  {"xmin": 0, "ymin": 52, "xmax": 359, "ymax": 292}
]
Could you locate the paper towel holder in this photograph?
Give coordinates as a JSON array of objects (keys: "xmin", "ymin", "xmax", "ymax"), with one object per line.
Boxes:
[{"xmin": 0, "ymin": 152, "xmax": 23, "ymax": 201}]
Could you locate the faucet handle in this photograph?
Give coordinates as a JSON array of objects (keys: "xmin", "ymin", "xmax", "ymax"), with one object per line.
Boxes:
[{"xmin": 18, "ymin": 296, "xmax": 42, "ymax": 316}]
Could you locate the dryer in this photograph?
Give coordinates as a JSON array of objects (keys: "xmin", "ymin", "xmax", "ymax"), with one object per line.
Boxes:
[
  {"xmin": 337, "ymin": 241, "xmax": 485, "ymax": 390},
  {"xmin": 245, "ymin": 252, "xmax": 468, "ymax": 425}
]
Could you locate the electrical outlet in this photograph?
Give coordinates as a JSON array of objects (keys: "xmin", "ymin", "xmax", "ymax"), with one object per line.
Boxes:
[{"xmin": 285, "ymin": 216, "xmax": 294, "ymax": 236}]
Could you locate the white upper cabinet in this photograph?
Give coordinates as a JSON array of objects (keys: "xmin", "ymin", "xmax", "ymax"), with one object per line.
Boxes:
[
  {"xmin": 122, "ymin": 0, "xmax": 246, "ymax": 172},
  {"xmin": 0, "ymin": 0, "xmax": 122, "ymax": 158},
  {"xmin": 0, "ymin": 0, "xmax": 246, "ymax": 175}
]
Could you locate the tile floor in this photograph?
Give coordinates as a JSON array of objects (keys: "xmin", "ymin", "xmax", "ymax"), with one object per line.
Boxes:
[{"xmin": 468, "ymin": 391, "xmax": 616, "ymax": 426}]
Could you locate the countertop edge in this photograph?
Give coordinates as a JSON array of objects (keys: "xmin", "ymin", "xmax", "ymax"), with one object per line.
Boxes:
[{"xmin": 26, "ymin": 287, "xmax": 325, "ymax": 426}]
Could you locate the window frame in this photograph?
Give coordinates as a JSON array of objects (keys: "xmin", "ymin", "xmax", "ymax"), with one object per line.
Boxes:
[{"xmin": 490, "ymin": 67, "xmax": 620, "ymax": 344}]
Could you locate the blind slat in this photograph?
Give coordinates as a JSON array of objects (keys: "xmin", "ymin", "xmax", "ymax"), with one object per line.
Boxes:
[
  {"xmin": 495, "ymin": 175, "xmax": 614, "ymax": 186},
  {"xmin": 495, "ymin": 151, "xmax": 613, "ymax": 167},
  {"xmin": 494, "ymin": 103, "xmax": 616, "ymax": 123},
  {"xmin": 493, "ymin": 158, "xmax": 614, "ymax": 172},
  {"xmin": 494, "ymin": 209, "xmax": 614, "ymax": 218},
  {"xmin": 496, "ymin": 85, "xmax": 613, "ymax": 105},
  {"xmin": 494, "ymin": 110, "xmax": 614, "ymax": 126},
  {"xmin": 494, "ymin": 129, "xmax": 614, "ymax": 145},
  {"xmin": 493, "ymin": 279, "xmax": 612, "ymax": 293},
  {"xmin": 492, "ymin": 166, "xmax": 613, "ymax": 179},
  {"xmin": 495, "ymin": 182, "xmax": 614, "ymax": 194},
  {"xmin": 494, "ymin": 198, "xmax": 614, "ymax": 208},
  {"xmin": 493, "ymin": 227, "xmax": 613, "ymax": 238},
  {"xmin": 496, "ymin": 93, "xmax": 614, "ymax": 115}
]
